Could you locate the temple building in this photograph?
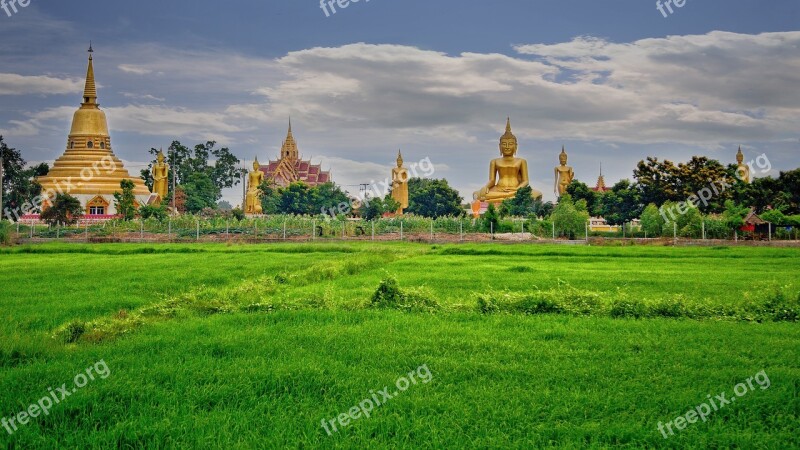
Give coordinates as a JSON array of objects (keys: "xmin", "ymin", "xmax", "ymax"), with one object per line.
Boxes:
[
  {"xmin": 259, "ymin": 121, "xmax": 332, "ymax": 187},
  {"xmin": 36, "ymin": 46, "xmax": 152, "ymax": 217}
]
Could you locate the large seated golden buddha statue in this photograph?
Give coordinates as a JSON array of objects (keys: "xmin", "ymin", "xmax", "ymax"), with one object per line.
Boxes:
[{"xmin": 474, "ymin": 118, "xmax": 543, "ymax": 203}]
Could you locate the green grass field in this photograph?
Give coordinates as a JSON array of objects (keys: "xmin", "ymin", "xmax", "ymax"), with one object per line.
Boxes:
[{"xmin": 0, "ymin": 243, "xmax": 798, "ymax": 448}]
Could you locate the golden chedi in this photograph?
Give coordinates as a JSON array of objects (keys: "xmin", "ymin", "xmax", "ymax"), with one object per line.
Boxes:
[
  {"xmin": 391, "ymin": 150, "xmax": 409, "ymax": 214},
  {"xmin": 36, "ymin": 46, "xmax": 151, "ymax": 215},
  {"xmin": 245, "ymin": 158, "xmax": 264, "ymax": 214},
  {"xmin": 474, "ymin": 118, "xmax": 542, "ymax": 203},
  {"xmin": 152, "ymin": 149, "xmax": 169, "ymax": 202},
  {"xmin": 554, "ymin": 146, "xmax": 574, "ymax": 196}
]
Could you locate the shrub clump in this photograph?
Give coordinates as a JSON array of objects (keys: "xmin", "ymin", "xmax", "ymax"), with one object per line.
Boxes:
[
  {"xmin": 53, "ymin": 320, "xmax": 87, "ymax": 344},
  {"xmin": 476, "ymin": 283, "xmax": 800, "ymax": 322},
  {"xmin": 371, "ymin": 276, "xmax": 440, "ymax": 312},
  {"xmin": 0, "ymin": 220, "xmax": 11, "ymax": 246}
]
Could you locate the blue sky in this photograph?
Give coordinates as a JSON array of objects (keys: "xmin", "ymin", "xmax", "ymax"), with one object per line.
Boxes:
[{"xmin": 1, "ymin": 0, "xmax": 798, "ymax": 205}]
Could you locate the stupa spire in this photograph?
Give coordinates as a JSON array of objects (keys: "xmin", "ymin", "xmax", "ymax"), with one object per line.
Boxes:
[{"xmin": 82, "ymin": 43, "xmax": 97, "ymax": 106}]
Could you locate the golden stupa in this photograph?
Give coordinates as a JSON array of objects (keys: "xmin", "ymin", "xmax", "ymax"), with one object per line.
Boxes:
[{"xmin": 36, "ymin": 45, "xmax": 151, "ymax": 215}]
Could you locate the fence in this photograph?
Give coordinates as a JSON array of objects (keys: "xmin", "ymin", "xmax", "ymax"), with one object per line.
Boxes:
[{"xmin": 7, "ymin": 216, "xmax": 798, "ymax": 245}]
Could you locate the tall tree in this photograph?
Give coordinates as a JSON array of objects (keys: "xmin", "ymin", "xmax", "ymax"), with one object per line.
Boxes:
[
  {"xmin": 640, "ymin": 203, "xmax": 665, "ymax": 237},
  {"xmin": 550, "ymin": 194, "xmax": 589, "ymax": 239},
  {"xmin": 406, "ymin": 178, "xmax": 463, "ymax": 218},
  {"xmin": 0, "ymin": 136, "xmax": 48, "ymax": 221},
  {"xmin": 113, "ymin": 179, "xmax": 138, "ymax": 221},
  {"xmin": 182, "ymin": 172, "xmax": 219, "ymax": 213},
  {"xmin": 566, "ymin": 180, "xmax": 598, "ymax": 214},
  {"xmin": 140, "ymin": 140, "xmax": 242, "ymax": 197},
  {"xmin": 594, "ymin": 180, "xmax": 642, "ymax": 225}
]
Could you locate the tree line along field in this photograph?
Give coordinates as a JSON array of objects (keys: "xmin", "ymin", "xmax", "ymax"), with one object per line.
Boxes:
[{"xmin": 0, "ymin": 243, "xmax": 798, "ymax": 448}]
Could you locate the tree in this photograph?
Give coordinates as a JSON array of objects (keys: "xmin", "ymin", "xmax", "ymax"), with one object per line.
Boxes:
[
  {"xmin": 566, "ymin": 180, "xmax": 598, "ymax": 214},
  {"xmin": 139, "ymin": 204, "xmax": 168, "ymax": 222},
  {"xmin": 311, "ymin": 182, "xmax": 350, "ymax": 215},
  {"xmin": 760, "ymin": 209, "xmax": 787, "ymax": 226},
  {"xmin": 182, "ymin": 173, "xmax": 219, "ymax": 213},
  {"xmin": 217, "ymin": 200, "xmax": 232, "ymax": 210},
  {"xmin": 359, "ymin": 196, "xmax": 388, "ymax": 220},
  {"xmin": 406, "ymin": 178, "xmax": 463, "ymax": 218},
  {"xmin": 276, "ymin": 182, "xmax": 316, "ymax": 215},
  {"xmin": 633, "ymin": 157, "xmax": 680, "ymax": 207},
  {"xmin": 594, "ymin": 180, "xmax": 642, "ymax": 225},
  {"xmin": 550, "ymin": 194, "xmax": 589, "ymax": 239},
  {"xmin": 258, "ymin": 179, "xmax": 280, "ymax": 214},
  {"xmin": 40, "ymin": 193, "xmax": 82, "ymax": 226},
  {"xmin": 482, "ymin": 203, "xmax": 499, "ymax": 233},
  {"xmin": 639, "ymin": 204, "xmax": 664, "ymax": 237},
  {"xmin": 173, "ymin": 186, "xmax": 187, "ymax": 214},
  {"xmin": 113, "ymin": 179, "xmax": 137, "ymax": 221},
  {"xmin": 0, "ymin": 136, "xmax": 48, "ymax": 221},
  {"xmin": 140, "ymin": 140, "xmax": 242, "ymax": 202},
  {"xmin": 722, "ymin": 200, "xmax": 749, "ymax": 230},
  {"xmin": 500, "ymin": 186, "xmax": 537, "ymax": 217}
]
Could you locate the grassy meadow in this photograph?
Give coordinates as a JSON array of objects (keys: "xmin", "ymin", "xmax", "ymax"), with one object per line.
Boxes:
[{"xmin": 0, "ymin": 242, "xmax": 798, "ymax": 448}]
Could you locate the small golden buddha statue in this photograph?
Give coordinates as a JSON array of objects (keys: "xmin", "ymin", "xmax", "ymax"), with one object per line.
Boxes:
[
  {"xmin": 736, "ymin": 147, "xmax": 751, "ymax": 183},
  {"xmin": 391, "ymin": 150, "xmax": 409, "ymax": 214},
  {"xmin": 554, "ymin": 146, "xmax": 574, "ymax": 196},
  {"xmin": 245, "ymin": 158, "xmax": 264, "ymax": 214},
  {"xmin": 152, "ymin": 149, "xmax": 169, "ymax": 202},
  {"xmin": 475, "ymin": 118, "xmax": 542, "ymax": 203}
]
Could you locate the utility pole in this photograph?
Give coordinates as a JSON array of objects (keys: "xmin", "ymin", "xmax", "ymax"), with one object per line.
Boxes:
[{"xmin": 171, "ymin": 146, "xmax": 177, "ymax": 214}]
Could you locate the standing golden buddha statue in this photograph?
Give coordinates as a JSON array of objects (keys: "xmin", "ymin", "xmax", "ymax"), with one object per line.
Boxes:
[
  {"xmin": 736, "ymin": 147, "xmax": 751, "ymax": 183},
  {"xmin": 554, "ymin": 146, "xmax": 574, "ymax": 197},
  {"xmin": 152, "ymin": 149, "xmax": 169, "ymax": 202},
  {"xmin": 245, "ymin": 159, "xmax": 264, "ymax": 214},
  {"xmin": 475, "ymin": 118, "xmax": 542, "ymax": 203},
  {"xmin": 391, "ymin": 150, "xmax": 410, "ymax": 214}
]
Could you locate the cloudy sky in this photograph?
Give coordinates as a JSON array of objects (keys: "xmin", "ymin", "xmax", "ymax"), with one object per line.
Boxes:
[{"xmin": 1, "ymin": 0, "xmax": 798, "ymax": 205}]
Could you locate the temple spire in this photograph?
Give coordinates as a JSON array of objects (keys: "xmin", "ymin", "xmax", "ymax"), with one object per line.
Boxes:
[{"xmin": 82, "ymin": 43, "xmax": 97, "ymax": 106}]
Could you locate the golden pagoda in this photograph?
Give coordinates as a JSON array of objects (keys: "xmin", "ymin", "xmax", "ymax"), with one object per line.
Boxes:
[
  {"xmin": 36, "ymin": 45, "xmax": 151, "ymax": 216},
  {"xmin": 591, "ymin": 163, "xmax": 609, "ymax": 192}
]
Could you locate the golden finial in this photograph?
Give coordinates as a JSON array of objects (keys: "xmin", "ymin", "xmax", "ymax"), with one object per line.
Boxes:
[
  {"xmin": 82, "ymin": 45, "xmax": 97, "ymax": 105},
  {"xmin": 501, "ymin": 117, "xmax": 516, "ymax": 142}
]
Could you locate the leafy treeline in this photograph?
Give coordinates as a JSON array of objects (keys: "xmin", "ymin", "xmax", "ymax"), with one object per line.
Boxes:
[
  {"xmin": 567, "ymin": 156, "xmax": 800, "ymax": 225},
  {"xmin": 258, "ymin": 177, "xmax": 462, "ymax": 219}
]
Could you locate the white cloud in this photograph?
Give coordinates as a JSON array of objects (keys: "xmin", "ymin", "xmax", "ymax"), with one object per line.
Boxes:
[
  {"xmin": 118, "ymin": 64, "xmax": 153, "ymax": 75},
  {"xmin": 0, "ymin": 73, "xmax": 82, "ymax": 96}
]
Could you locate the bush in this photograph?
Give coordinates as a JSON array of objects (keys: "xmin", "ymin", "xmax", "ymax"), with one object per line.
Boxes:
[
  {"xmin": 371, "ymin": 276, "xmax": 404, "ymax": 308},
  {"xmin": 370, "ymin": 276, "xmax": 440, "ymax": 312},
  {"xmin": 609, "ymin": 298, "xmax": 648, "ymax": 319},
  {"xmin": 139, "ymin": 204, "xmax": 168, "ymax": 222},
  {"xmin": 0, "ymin": 220, "xmax": 10, "ymax": 245},
  {"xmin": 54, "ymin": 320, "xmax": 86, "ymax": 344}
]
